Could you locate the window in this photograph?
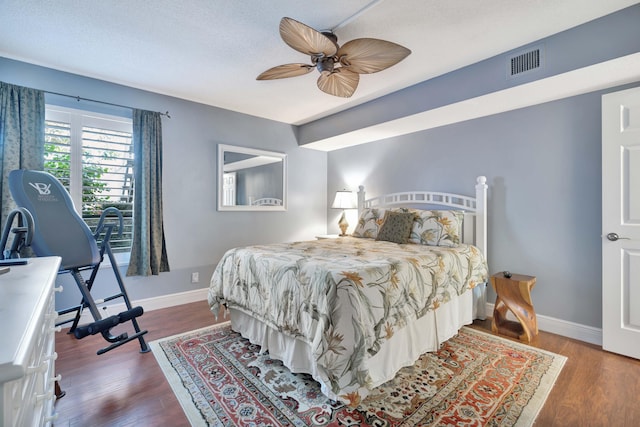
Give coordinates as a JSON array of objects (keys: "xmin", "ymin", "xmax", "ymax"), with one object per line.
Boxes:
[{"xmin": 44, "ymin": 106, "xmax": 134, "ymax": 254}]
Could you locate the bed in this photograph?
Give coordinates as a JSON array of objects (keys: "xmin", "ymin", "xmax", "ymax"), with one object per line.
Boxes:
[
  {"xmin": 208, "ymin": 176, "xmax": 489, "ymax": 405},
  {"xmin": 252, "ymin": 197, "xmax": 283, "ymax": 206}
]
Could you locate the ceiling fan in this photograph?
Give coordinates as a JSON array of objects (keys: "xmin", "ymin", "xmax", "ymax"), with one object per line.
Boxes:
[{"xmin": 257, "ymin": 17, "xmax": 411, "ymax": 98}]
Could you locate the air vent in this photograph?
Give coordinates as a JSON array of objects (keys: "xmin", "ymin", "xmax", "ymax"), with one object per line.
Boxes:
[{"xmin": 508, "ymin": 47, "xmax": 543, "ymax": 77}]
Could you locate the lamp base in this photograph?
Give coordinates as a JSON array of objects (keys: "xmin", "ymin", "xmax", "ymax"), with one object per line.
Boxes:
[{"xmin": 338, "ymin": 211, "xmax": 349, "ymax": 236}]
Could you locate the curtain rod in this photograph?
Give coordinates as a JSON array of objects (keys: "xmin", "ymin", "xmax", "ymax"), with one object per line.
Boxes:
[{"xmin": 45, "ymin": 90, "xmax": 171, "ymax": 118}]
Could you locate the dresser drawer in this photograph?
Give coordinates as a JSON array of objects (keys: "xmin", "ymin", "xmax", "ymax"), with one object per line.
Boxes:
[{"xmin": 0, "ymin": 257, "xmax": 62, "ymax": 427}]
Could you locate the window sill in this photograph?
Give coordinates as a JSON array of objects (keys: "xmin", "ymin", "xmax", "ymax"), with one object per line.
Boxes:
[{"xmin": 99, "ymin": 251, "xmax": 130, "ymax": 269}]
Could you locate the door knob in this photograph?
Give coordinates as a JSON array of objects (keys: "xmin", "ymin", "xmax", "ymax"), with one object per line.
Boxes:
[{"xmin": 606, "ymin": 232, "xmax": 630, "ymax": 241}]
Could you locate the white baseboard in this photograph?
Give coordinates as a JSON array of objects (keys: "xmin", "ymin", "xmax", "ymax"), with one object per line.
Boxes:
[
  {"xmin": 57, "ymin": 290, "xmax": 602, "ymax": 347},
  {"xmin": 57, "ymin": 288, "xmax": 209, "ymax": 326},
  {"xmin": 485, "ymin": 302, "xmax": 602, "ymax": 347}
]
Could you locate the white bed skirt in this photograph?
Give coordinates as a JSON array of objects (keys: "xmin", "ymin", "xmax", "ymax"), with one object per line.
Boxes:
[{"xmin": 228, "ymin": 283, "xmax": 485, "ymax": 401}]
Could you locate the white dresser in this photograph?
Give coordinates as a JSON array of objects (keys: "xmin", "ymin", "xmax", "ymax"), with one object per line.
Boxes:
[{"xmin": 0, "ymin": 257, "xmax": 62, "ymax": 427}]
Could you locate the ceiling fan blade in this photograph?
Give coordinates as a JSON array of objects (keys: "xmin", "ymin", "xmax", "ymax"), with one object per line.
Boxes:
[
  {"xmin": 256, "ymin": 63, "xmax": 314, "ymax": 80},
  {"xmin": 279, "ymin": 17, "xmax": 337, "ymax": 57},
  {"xmin": 317, "ymin": 69, "xmax": 359, "ymax": 98},
  {"xmin": 337, "ymin": 38, "xmax": 411, "ymax": 74}
]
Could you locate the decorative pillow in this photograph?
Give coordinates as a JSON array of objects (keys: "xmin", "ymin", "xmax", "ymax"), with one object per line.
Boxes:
[
  {"xmin": 391, "ymin": 207, "xmax": 414, "ymax": 214},
  {"xmin": 409, "ymin": 210, "xmax": 464, "ymax": 247},
  {"xmin": 376, "ymin": 211, "xmax": 416, "ymax": 244},
  {"xmin": 352, "ymin": 208, "xmax": 389, "ymax": 239}
]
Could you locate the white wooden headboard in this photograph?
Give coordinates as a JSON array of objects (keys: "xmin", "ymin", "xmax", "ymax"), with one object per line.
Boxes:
[{"xmin": 356, "ymin": 176, "xmax": 488, "ymax": 257}]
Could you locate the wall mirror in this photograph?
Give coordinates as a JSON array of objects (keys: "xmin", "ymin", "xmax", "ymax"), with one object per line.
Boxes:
[{"xmin": 217, "ymin": 144, "xmax": 287, "ymax": 211}]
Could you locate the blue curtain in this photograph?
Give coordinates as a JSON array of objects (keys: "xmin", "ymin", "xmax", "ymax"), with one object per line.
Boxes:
[
  {"xmin": 126, "ymin": 109, "xmax": 170, "ymax": 276},
  {"xmin": 0, "ymin": 82, "xmax": 45, "ymax": 227}
]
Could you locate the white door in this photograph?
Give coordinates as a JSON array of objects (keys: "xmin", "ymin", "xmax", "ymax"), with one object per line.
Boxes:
[
  {"xmin": 602, "ymin": 86, "xmax": 640, "ymax": 359},
  {"xmin": 223, "ymin": 172, "xmax": 237, "ymax": 206}
]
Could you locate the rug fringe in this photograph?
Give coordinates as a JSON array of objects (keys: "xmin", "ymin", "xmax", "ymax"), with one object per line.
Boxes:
[
  {"xmin": 149, "ymin": 322, "xmax": 231, "ymax": 426},
  {"xmin": 462, "ymin": 326, "xmax": 568, "ymax": 427}
]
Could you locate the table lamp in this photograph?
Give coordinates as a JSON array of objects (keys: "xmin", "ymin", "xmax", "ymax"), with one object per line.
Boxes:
[{"xmin": 331, "ymin": 190, "xmax": 357, "ymax": 236}]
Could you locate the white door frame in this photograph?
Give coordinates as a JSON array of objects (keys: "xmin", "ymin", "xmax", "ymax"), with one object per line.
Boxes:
[{"xmin": 601, "ymin": 85, "xmax": 640, "ymax": 359}]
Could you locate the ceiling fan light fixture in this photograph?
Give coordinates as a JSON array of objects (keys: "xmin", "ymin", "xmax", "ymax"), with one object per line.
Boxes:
[{"xmin": 258, "ymin": 16, "xmax": 411, "ymax": 98}]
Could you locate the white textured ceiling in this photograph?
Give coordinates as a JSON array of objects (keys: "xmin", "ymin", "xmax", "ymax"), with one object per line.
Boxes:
[{"xmin": 1, "ymin": 0, "xmax": 637, "ymax": 125}]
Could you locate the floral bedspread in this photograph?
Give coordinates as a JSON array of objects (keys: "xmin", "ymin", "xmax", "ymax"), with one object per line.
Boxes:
[{"xmin": 208, "ymin": 237, "xmax": 488, "ymax": 405}]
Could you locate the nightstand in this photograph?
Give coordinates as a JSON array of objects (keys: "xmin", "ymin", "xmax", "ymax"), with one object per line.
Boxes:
[
  {"xmin": 490, "ymin": 272, "xmax": 538, "ymax": 343},
  {"xmin": 315, "ymin": 234, "xmax": 341, "ymax": 240}
]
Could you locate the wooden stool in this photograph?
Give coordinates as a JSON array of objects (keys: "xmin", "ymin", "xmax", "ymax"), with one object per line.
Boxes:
[{"xmin": 490, "ymin": 272, "xmax": 538, "ymax": 342}]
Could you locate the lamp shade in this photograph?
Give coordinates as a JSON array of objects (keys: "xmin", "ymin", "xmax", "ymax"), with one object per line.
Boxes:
[{"xmin": 331, "ymin": 190, "xmax": 357, "ymax": 209}]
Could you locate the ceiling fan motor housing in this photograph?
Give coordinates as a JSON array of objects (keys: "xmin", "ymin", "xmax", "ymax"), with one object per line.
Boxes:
[{"xmin": 316, "ymin": 57, "xmax": 335, "ymax": 74}]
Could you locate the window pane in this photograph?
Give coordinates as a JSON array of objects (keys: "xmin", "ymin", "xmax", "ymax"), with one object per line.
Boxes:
[
  {"xmin": 44, "ymin": 114, "xmax": 134, "ymax": 254},
  {"xmin": 44, "ymin": 120, "xmax": 71, "ymax": 190},
  {"xmin": 81, "ymin": 126, "xmax": 134, "ymax": 253}
]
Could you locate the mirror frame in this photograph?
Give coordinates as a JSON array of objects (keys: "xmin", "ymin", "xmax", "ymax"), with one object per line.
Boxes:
[{"xmin": 217, "ymin": 144, "xmax": 287, "ymax": 211}]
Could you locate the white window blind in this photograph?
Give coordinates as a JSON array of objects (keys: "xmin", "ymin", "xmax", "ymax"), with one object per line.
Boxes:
[{"xmin": 44, "ymin": 106, "xmax": 134, "ymax": 253}]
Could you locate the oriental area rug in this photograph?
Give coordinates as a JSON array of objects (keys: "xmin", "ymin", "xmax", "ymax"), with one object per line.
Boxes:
[{"xmin": 150, "ymin": 322, "xmax": 566, "ymax": 427}]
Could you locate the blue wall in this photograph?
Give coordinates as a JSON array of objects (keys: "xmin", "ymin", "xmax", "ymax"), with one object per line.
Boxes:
[
  {"xmin": 299, "ymin": 5, "xmax": 640, "ymax": 146},
  {"xmin": 325, "ymin": 5, "xmax": 640, "ymax": 329},
  {"xmin": 327, "ymin": 89, "xmax": 637, "ymax": 329},
  {"xmin": 0, "ymin": 57, "xmax": 328, "ymax": 310}
]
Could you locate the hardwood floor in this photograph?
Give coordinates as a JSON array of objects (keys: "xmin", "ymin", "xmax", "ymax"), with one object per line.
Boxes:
[
  {"xmin": 53, "ymin": 301, "xmax": 640, "ymax": 426},
  {"xmin": 54, "ymin": 300, "xmax": 225, "ymax": 427},
  {"xmin": 471, "ymin": 319, "xmax": 640, "ymax": 427}
]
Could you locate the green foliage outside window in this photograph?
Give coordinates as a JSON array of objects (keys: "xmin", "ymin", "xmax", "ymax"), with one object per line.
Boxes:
[{"xmin": 44, "ymin": 143, "xmax": 110, "ymax": 216}]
